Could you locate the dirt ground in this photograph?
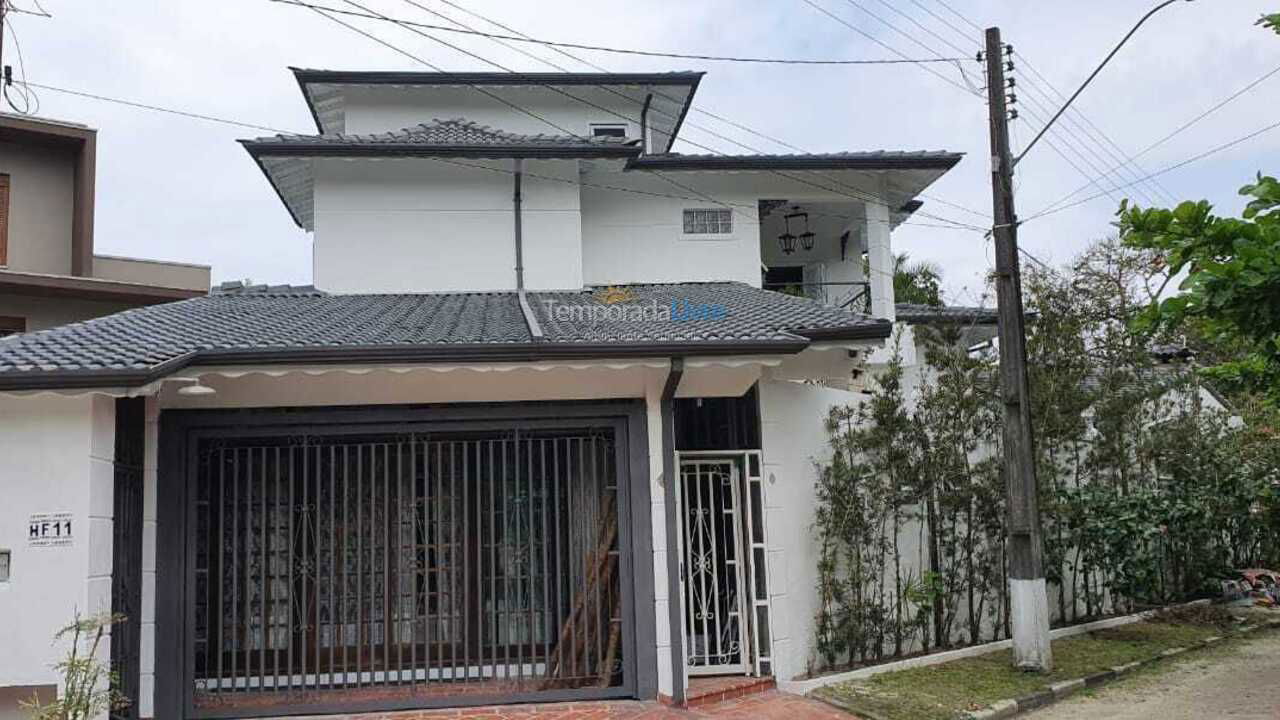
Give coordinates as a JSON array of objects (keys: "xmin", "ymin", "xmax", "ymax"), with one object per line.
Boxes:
[{"xmin": 1026, "ymin": 630, "xmax": 1280, "ymax": 720}]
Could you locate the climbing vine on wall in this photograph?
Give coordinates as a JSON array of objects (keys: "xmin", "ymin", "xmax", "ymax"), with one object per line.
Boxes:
[{"xmin": 811, "ymin": 237, "xmax": 1280, "ymax": 674}]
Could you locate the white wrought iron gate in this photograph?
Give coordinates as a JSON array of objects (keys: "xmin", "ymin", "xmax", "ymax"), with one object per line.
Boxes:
[{"xmin": 679, "ymin": 459, "xmax": 750, "ymax": 675}]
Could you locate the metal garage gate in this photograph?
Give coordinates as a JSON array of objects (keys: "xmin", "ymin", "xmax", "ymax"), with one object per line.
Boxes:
[{"xmin": 186, "ymin": 426, "xmax": 630, "ymax": 716}]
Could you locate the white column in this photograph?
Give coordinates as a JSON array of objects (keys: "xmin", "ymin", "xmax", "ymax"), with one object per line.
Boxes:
[
  {"xmin": 865, "ymin": 199, "xmax": 896, "ymax": 322},
  {"xmin": 139, "ymin": 397, "xmax": 159, "ymax": 718},
  {"xmin": 644, "ymin": 370, "xmax": 675, "ymax": 700}
]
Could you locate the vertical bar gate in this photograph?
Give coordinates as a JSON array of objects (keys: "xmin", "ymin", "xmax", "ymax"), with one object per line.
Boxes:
[
  {"xmin": 111, "ymin": 398, "xmax": 146, "ymax": 720},
  {"xmin": 187, "ymin": 426, "xmax": 629, "ymax": 716}
]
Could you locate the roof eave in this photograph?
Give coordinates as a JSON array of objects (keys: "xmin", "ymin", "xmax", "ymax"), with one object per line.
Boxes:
[
  {"xmin": 241, "ymin": 141, "xmax": 643, "ymax": 160},
  {"xmin": 0, "ymin": 338, "xmax": 812, "ymax": 392},
  {"xmin": 664, "ymin": 72, "xmax": 703, "ymax": 153},
  {"xmin": 289, "ymin": 68, "xmax": 706, "ymax": 87},
  {"xmin": 626, "ymin": 154, "xmax": 963, "ymax": 172},
  {"xmin": 797, "ymin": 320, "xmax": 893, "ymax": 342}
]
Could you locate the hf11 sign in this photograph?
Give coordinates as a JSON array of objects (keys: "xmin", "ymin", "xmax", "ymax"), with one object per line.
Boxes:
[{"xmin": 29, "ymin": 512, "xmax": 74, "ymax": 547}]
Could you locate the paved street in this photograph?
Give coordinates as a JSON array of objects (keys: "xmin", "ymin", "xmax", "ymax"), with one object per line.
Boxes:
[{"xmin": 1027, "ymin": 631, "xmax": 1280, "ymax": 720}]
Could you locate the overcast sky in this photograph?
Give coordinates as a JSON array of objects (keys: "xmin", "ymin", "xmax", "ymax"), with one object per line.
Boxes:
[{"xmin": 5, "ymin": 0, "xmax": 1277, "ymax": 301}]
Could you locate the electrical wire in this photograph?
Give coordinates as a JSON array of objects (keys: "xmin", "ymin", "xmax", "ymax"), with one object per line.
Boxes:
[
  {"xmin": 1032, "ymin": 61, "xmax": 1280, "ymax": 217},
  {"xmin": 18, "ymin": 81, "xmax": 292, "ymax": 132},
  {"xmin": 1017, "ymin": 99, "xmax": 1123, "ymax": 204},
  {"xmin": 799, "ymin": 0, "xmax": 979, "ymax": 96},
  {"xmin": 908, "ymin": 0, "xmax": 981, "ymax": 48},
  {"xmin": 2, "ymin": 14, "xmax": 39, "ymax": 114},
  {"xmin": 1016, "ymin": 72, "xmax": 1165, "ymax": 206},
  {"xmin": 1015, "ymin": 51, "xmax": 1175, "ymax": 204},
  {"xmin": 1014, "ymin": 0, "xmax": 1190, "ymax": 165},
  {"xmin": 410, "ymin": 0, "xmax": 989, "ymax": 223},
  {"xmin": 6, "ymin": 76, "xmax": 982, "ymax": 239},
  {"xmin": 932, "ymin": 0, "xmax": 984, "ymax": 34},
  {"xmin": 1022, "ymin": 116, "xmax": 1280, "ymax": 223},
  {"xmin": 869, "ymin": 0, "xmax": 976, "ymax": 57},
  {"xmin": 1016, "ymin": 84, "xmax": 1149, "ymax": 204},
  {"xmin": 314, "ymin": 0, "xmax": 986, "ymax": 231},
  {"xmin": 270, "ymin": 0, "xmax": 967, "ymax": 64}
]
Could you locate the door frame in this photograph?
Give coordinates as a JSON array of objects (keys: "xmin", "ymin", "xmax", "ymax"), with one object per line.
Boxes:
[
  {"xmin": 674, "ymin": 450, "xmax": 773, "ymax": 679},
  {"xmin": 156, "ymin": 401, "xmax": 655, "ymax": 719}
]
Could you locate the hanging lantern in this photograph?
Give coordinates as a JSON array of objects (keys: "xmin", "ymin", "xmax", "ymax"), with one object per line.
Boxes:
[
  {"xmin": 799, "ymin": 224, "xmax": 816, "ymax": 252},
  {"xmin": 778, "ymin": 211, "xmax": 797, "ymax": 255}
]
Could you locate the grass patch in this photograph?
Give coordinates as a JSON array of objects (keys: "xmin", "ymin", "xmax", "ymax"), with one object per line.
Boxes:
[{"xmin": 815, "ymin": 620, "xmax": 1220, "ymax": 720}]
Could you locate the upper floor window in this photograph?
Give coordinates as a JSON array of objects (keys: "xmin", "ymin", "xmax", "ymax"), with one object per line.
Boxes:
[
  {"xmin": 683, "ymin": 208, "xmax": 733, "ymax": 236},
  {"xmin": 590, "ymin": 124, "xmax": 628, "ymax": 139},
  {"xmin": 0, "ymin": 316, "xmax": 25, "ymax": 338}
]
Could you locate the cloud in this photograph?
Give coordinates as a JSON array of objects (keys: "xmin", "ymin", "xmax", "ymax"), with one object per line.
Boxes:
[{"xmin": 8, "ymin": 0, "xmax": 1278, "ymax": 294}]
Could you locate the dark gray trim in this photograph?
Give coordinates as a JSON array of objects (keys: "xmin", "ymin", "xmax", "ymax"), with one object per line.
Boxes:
[
  {"xmin": 240, "ymin": 140, "xmax": 642, "ymax": 160},
  {"xmin": 290, "ymin": 68, "xmax": 704, "ymax": 88},
  {"xmin": 664, "ymin": 76, "xmax": 702, "ymax": 150},
  {"xmin": 799, "ymin": 320, "xmax": 893, "ymax": 341},
  {"xmin": 513, "ymin": 159, "xmax": 525, "ymax": 289},
  {"xmin": 660, "ymin": 359, "xmax": 686, "ymax": 706},
  {"xmin": 639, "ymin": 93, "xmax": 653, "ymax": 154},
  {"xmin": 156, "ymin": 412, "xmax": 188, "ymax": 719},
  {"xmin": 157, "ymin": 400, "xmax": 657, "ymax": 718},
  {"xmin": 628, "ymin": 152, "xmax": 963, "ymax": 172}
]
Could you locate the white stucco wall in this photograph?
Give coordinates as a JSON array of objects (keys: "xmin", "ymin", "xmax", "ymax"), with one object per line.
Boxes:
[
  {"xmin": 757, "ymin": 376, "xmax": 865, "ymax": 681},
  {"xmin": 338, "ymin": 85, "xmax": 676, "ymax": 150},
  {"xmin": 0, "ymin": 140, "xmax": 76, "ymax": 275},
  {"xmin": 0, "ymin": 394, "xmax": 114, "ymax": 708},
  {"xmin": 312, "ymin": 157, "xmax": 583, "ymax": 292}
]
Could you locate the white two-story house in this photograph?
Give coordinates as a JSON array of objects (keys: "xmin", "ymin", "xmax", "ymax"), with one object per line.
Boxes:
[{"xmin": 0, "ymin": 69, "xmax": 960, "ymax": 719}]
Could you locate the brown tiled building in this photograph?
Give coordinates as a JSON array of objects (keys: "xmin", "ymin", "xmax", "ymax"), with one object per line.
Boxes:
[{"xmin": 0, "ymin": 113, "xmax": 209, "ymax": 337}]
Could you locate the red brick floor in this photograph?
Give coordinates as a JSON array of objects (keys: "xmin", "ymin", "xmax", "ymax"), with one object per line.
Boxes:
[{"xmin": 282, "ymin": 691, "xmax": 853, "ymax": 719}]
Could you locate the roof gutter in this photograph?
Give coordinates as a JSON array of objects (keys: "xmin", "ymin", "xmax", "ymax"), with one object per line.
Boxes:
[
  {"xmin": 626, "ymin": 153, "xmax": 963, "ymax": 172},
  {"xmin": 240, "ymin": 141, "xmax": 643, "ymax": 161}
]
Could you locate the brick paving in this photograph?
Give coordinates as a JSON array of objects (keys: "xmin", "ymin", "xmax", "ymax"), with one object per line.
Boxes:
[{"xmin": 280, "ymin": 691, "xmax": 853, "ymax": 719}]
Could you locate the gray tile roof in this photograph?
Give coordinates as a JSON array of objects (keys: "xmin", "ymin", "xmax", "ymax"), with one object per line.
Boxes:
[
  {"xmin": 0, "ymin": 282, "xmax": 889, "ymax": 390},
  {"xmin": 242, "ymin": 119, "xmax": 641, "ymax": 156},
  {"xmin": 629, "ymin": 150, "xmax": 963, "ymax": 171},
  {"xmin": 895, "ymin": 303, "xmax": 999, "ymax": 325}
]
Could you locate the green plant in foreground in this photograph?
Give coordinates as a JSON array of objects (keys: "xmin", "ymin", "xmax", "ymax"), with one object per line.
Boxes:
[{"xmin": 24, "ymin": 612, "xmax": 127, "ymax": 720}]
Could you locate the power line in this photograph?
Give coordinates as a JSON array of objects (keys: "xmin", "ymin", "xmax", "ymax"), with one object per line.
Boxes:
[
  {"xmin": 19, "ymin": 81, "xmax": 293, "ymax": 132},
  {"xmin": 1016, "ymin": 84, "xmax": 1146, "ymax": 204},
  {"xmin": 407, "ymin": 0, "xmax": 989, "ymax": 222},
  {"xmin": 7, "ymin": 77, "xmax": 984, "ymax": 238},
  {"xmin": 1015, "ymin": 51, "xmax": 1175, "ymax": 204},
  {"xmin": 799, "ymin": 0, "xmax": 979, "ymax": 96},
  {"xmin": 317, "ymin": 0, "xmax": 986, "ymax": 230},
  {"xmin": 908, "ymin": 0, "xmax": 980, "ymax": 48},
  {"xmin": 1014, "ymin": 0, "xmax": 1192, "ymax": 165},
  {"xmin": 932, "ymin": 0, "xmax": 984, "ymax": 34},
  {"xmin": 1016, "ymin": 100, "xmax": 1124, "ymax": 204},
  {"xmin": 1022, "ymin": 116, "xmax": 1280, "ymax": 223},
  {"xmin": 1032, "ymin": 61, "xmax": 1280, "ymax": 217},
  {"xmin": 869, "ymin": 0, "xmax": 976, "ymax": 57},
  {"xmin": 270, "ymin": 0, "xmax": 968, "ymax": 64}
]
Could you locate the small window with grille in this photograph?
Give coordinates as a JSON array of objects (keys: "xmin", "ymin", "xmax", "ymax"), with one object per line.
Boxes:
[
  {"xmin": 590, "ymin": 124, "xmax": 627, "ymax": 138},
  {"xmin": 682, "ymin": 208, "xmax": 733, "ymax": 236},
  {"xmin": 0, "ymin": 316, "xmax": 25, "ymax": 338}
]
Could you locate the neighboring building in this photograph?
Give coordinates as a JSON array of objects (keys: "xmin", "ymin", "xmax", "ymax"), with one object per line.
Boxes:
[
  {"xmin": 0, "ymin": 70, "xmax": 961, "ymax": 719},
  {"xmin": 0, "ymin": 113, "xmax": 209, "ymax": 336}
]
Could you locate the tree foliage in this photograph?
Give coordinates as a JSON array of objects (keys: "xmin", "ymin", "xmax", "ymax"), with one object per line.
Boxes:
[
  {"xmin": 1119, "ymin": 176, "xmax": 1280, "ymax": 402},
  {"xmin": 811, "ymin": 238, "xmax": 1280, "ymax": 673}
]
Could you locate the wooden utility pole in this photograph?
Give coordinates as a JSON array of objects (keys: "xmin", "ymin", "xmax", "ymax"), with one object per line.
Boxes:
[{"xmin": 984, "ymin": 26, "xmax": 1051, "ymax": 671}]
